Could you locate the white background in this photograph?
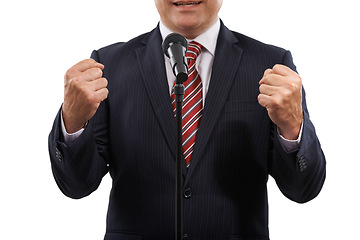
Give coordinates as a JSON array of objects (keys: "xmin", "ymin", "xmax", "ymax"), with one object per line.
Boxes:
[{"xmin": 1, "ymin": 0, "xmax": 359, "ymax": 239}]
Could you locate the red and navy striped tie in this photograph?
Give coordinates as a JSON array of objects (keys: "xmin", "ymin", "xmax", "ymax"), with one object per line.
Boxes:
[{"xmin": 171, "ymin": 41, "xmax": 203, "ymax": 167}]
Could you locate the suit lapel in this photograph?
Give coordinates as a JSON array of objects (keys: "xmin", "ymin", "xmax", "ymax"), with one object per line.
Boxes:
[
  {"xmin": 134, "ymin": 24, "xmax": 244, "ymax": 180},
  {"xmin": 185, "ymin": 23, "xmax": 244, "ymax": 183},
  {"xmin": 135, "ymin": 27, "xmax": 178, "ymax": 161}
]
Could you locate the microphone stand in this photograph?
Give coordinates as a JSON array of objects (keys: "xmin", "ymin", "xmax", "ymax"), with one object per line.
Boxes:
[
  {"xmin": 174, "ymin": 80, "xmax": 185, "ymax": 240},
  {"xmin": 162, "ymin": 32, "xmax": 188, "ymax": 240}
]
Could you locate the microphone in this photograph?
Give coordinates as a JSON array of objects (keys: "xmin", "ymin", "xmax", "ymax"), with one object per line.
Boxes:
[{"xmin": 162, "ymin": 33, "xmax": 188, "ymax": 83}]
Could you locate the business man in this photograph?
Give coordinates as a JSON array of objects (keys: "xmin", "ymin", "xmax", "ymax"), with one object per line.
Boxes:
[{"xmin": 49, "ymin": 0, "xmax": 326, "ymax": 239}]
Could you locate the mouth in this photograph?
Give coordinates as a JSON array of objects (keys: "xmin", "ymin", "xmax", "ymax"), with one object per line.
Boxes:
[{"xmin": 174, "ymin": 1, "xmax": 202, "ymax": 7}]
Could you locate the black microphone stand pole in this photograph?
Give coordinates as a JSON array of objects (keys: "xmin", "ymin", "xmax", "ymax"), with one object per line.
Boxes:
[
  {"xmin": 174, "ymin": 79, "xmax": 185, "ymax": 240},
  {"xmin": 162, "ymin": 32, "xmax": 188, "ymax": 240}
]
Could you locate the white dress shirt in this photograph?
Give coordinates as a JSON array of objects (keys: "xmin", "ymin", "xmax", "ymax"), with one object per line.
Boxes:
[
  {"xmin": 160, "ymin": 19, "xmax": 220, "ymax": 104},
  {"xmin": 62, "ymin": 19, "xmax": 302, "ymax": 152}
]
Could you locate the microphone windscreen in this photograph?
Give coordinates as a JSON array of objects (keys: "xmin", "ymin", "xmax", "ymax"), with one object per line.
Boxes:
[{"xmin": 162, "ymin": 33, "xmax": 188, "ymax": 58}]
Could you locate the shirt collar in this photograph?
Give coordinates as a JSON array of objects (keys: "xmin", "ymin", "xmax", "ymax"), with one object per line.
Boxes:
[{"xmin": 159, "ymin": 18, "xmax": 220, "ymax": 57}]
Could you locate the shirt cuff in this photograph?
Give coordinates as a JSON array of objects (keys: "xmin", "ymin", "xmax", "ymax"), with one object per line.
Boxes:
[
  {"xmin": 277, "ymin": 121, "xmax": 303, "ymax": 153},
  {"xmin": 60, "ymin": 111, "xmax": 85, "ymax": 145}
]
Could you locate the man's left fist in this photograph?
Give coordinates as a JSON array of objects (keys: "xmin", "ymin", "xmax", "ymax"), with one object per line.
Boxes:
[{"xmin": 258, "ymin": 64, "xmax": 303, "ymax": 140}]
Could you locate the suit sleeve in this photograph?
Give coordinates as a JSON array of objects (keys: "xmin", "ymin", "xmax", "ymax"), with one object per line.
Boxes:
[
  {"xmin": 269, "ymin": 51, "xmax": 326, "ymax": 203},
  {"xmin": 48, "ymin": 50, "xmax": 109, "ymax": 199}
]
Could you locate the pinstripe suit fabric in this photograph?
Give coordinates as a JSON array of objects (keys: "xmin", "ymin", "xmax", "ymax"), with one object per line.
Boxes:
[{"xmin": 49, "ymin": 21, "xmax": 326, "ymax": 240}]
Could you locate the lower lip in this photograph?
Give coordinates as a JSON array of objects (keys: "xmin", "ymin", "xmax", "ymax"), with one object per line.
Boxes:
[{"xmin": 174, "ymin": 2, "xmax": 202, "ymax": 9}]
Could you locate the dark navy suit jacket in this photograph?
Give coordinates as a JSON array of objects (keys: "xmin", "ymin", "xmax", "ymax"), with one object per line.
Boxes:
[{"xmin": 49, "ymin": 22, "xmax": 326, "ymax": 240}]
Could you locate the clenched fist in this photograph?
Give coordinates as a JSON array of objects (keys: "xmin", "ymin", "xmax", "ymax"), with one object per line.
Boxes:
[
  {"xmin": 62, "ymin": 59, "xmax": 108, "ymax": 133},
  {"xmin": 258, "ymin": 64, "xmax": 303, "ymax": 140}
]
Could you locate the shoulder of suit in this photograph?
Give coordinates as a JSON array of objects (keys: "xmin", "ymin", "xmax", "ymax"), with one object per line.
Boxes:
[
  {"xmin": 95, "ymin": 29, "xmax": 155, "ymax": 58},
  {"xmin": 230, "ymin": 30, "xmax": 287, "ymax": 55}
]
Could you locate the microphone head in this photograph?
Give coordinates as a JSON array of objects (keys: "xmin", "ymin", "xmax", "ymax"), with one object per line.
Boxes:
[{"xmin": 162, "ymin": 33, "xmax": 188, "ymax": 58}]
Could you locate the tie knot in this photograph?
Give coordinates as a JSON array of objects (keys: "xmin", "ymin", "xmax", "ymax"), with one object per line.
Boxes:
[{"xmin": 186, "ymin": 41, "xmax": 202, "ymax": 60}]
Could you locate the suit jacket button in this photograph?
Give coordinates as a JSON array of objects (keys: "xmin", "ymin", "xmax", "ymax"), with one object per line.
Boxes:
[{"xmin": 184, "ymin": 188, "xmax": 192, "ymax": 199}]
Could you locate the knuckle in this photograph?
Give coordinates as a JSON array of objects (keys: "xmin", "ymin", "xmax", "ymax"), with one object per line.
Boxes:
[
  {"xmin": 257, "ymin": 94, "xmax": 264, "ymax": 106},
  {"xmin": 67, "ymin": 76, "xmax": 88, "ymax": 94},
  {"xmin": 263, "ymin": 68, "xmax": 272, "ymax": 76},
  {"xmin": 100, "ymin": 89, "xmax": 109, "ymax": 101},
  {"xmin": 287, "ymin": 79, "xmax": 301, "ymax": 92},
  {"xmin": 260, "ymin": 84, "xmax": 268, "ymax": 93},
  {"xmin": 290, "ymin": 81, "xmax": 297, "ymax": 88},
  {"xmin": 296, "ymin": 75, "xmax": 302, "ymax": 85},
  {"xmin": 273, "ymin": 64, "xmax": 282, "ymax": 71},
  {"xmin": 103, "ymin": 78, "xmax": 109, "ymax": 87},
  {"xmin": 260, "ymin": 76, "xmax": 269, "ymax": 85},
  {"xmin": 82, "ymin": 58, "xmax": 96, "ymax": 68},
  {"xmin": 85, "ymin": 91, "xmax": 96, "ymax": 103},
  {"xmin": 259, "ymin": 84, "xmax": 264, "ymax": 92},
  {"xmin": 272, "ymin": 96, "xmax": 282, "ymax": 108},
  {"xmin": 280, "ymin": 88, "xmax": 291, "ymax": 99},
  {"xmin": 104, "ymin": 88, "xmax": 109, "ymax": 97},
  {"xmin": 90, "ymin": 67, "xmax": 103, "ymax": 78},
  {"xmin": 95, "ymin": 67, "xmax": 103, "ymax": 76},
  {"xmin": 87, "ymin": 58, "xmax": 96, "ymax": 64},
  {"xmin": 64, "ymin": 68, "xmax": 74, "ymax": 80},
  {"xmin": 70, "ymin": 76, "xmax": 82, "ymax": 86}
]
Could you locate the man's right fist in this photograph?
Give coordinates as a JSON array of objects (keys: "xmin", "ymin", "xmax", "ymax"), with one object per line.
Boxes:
[{"xmin": 62, "ymin": 59, "xmax": 108, "ymax": 133}]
